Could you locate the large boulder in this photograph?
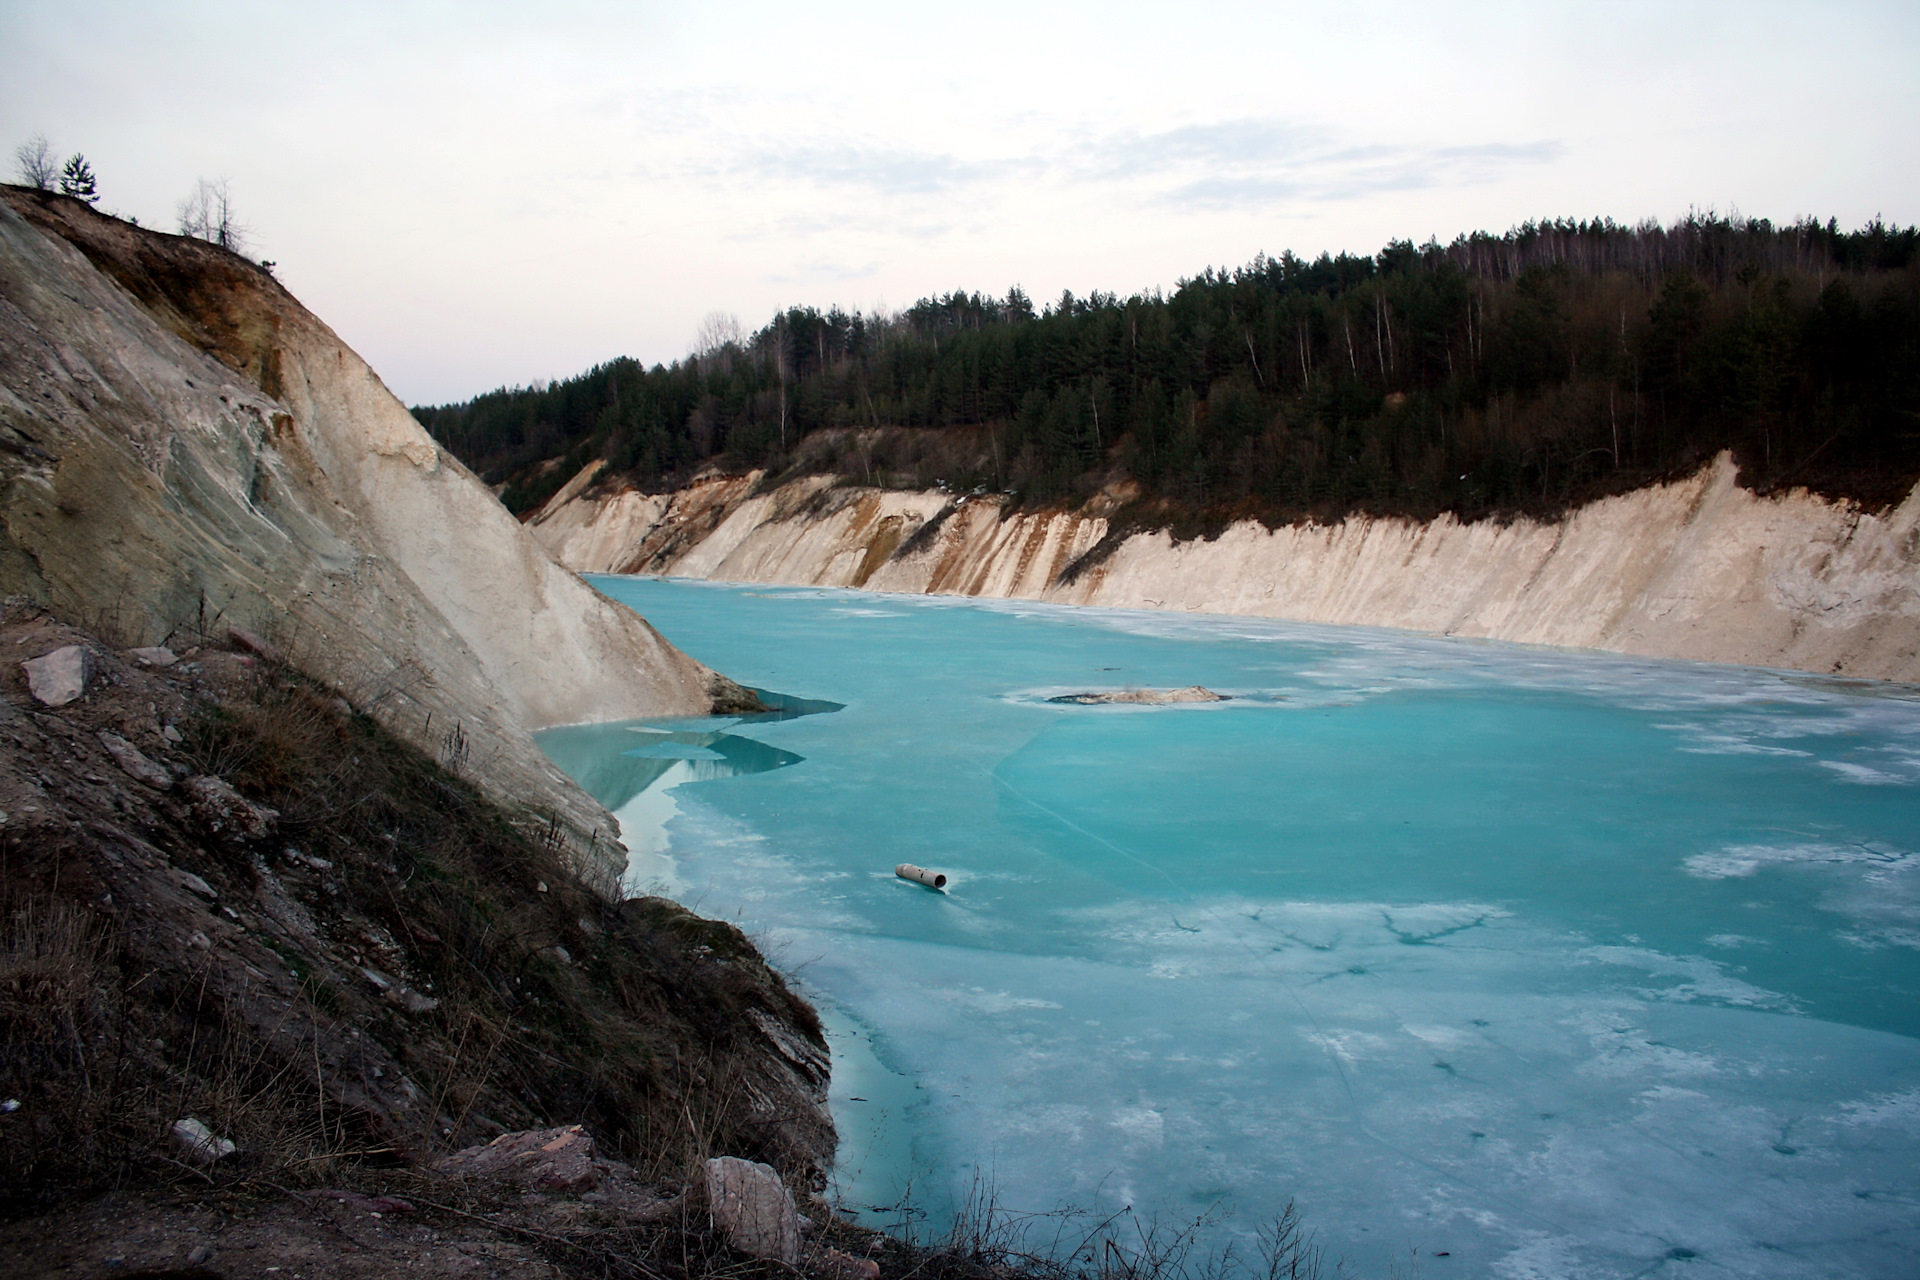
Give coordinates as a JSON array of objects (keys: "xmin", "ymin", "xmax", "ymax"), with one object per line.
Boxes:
[
  {"xmin": 704, "ymin": 1156, "xmax": 801, "ymax": 1265},
  {"xmin": 21, "ymin": 644, "xmax": 93, "ymax": 706}
]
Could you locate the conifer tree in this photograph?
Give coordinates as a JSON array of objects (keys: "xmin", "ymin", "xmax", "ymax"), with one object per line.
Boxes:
[{"xmin": 58, "ymin": 154, "xmax": 98, "ymax": 203}]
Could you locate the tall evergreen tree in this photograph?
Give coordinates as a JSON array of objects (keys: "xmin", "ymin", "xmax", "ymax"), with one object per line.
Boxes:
[{"xmin": 58, "ymin": 154, "xmax": 98, "ymax": 203}]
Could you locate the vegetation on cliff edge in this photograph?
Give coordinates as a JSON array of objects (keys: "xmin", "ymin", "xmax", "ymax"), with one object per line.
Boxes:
[{"xmin": 417, "ymin": 213, "xmax": 1920, "ymax": 528}]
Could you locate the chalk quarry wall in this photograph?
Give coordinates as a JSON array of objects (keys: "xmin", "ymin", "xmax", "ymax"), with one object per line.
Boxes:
[
  {"xmin": 528, "ymin": 457, "xmax": 1920, "ymax": 682},
  {"xmin": 0, "ymin": 190, "xmax": 725, "ymax": 864}
]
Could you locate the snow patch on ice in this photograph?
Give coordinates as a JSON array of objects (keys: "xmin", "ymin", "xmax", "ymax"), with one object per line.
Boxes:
[
  {"xmin": 1110, "ymin": 1107, "xmax": 1165, "ymax": 1145},
  {"xmin": 1307, "ymin": 1030, "xmax": 1397, "ymax": 1064},
  {"xmin": 1658, "ymin": 720, "xmax": 1816, "ymax": 757},
  {"xmin": 1838, "ymin": 927, "xmax": 1920, "ymax": 951},
  {"xmin": 1820, "ymin": 759, "xmax": 1909, "ymax": 784},
  {"xmin": 1578, "ymin": 946, "xmax": 1790, "ymax": 1009},
  {"xmin": 933, "ymin": 986, "xmax": 1063, "ymax": 1014},
  {"xmin": 1403, "ymin": 1023, "xmax": 1475, "ymax": 1050},
  {"xmin": 1575, "ymin": 1019, "xmax": 1725, "ymax": 1080},
  {"xmin": 1838, "ymin": 1087, "xmax": 1920, "ymax": 1131},
  {"xmin": 1683, "ymin": 842, "xmax": 1913, "ymax": 879},
  {"xmin": 1489, "ymin": 1231, "xmax": 1592, "ymax": 1280}
]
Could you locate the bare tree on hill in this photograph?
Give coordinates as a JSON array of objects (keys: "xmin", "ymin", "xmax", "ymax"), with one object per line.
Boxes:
[
  {"xmin": 13, "ymin": 134, "xmax": 57, "ymax": 190},
  {"xmin": 693, "ymin": 310, "xmax": 745, "ymax": 373},
  {"xmin": 693, "ymin": 310, "xmax": 744, "ymax": 353},
  {"xmin": 176, "ymin": 177, "xmax": 248, "ymax": 253}
]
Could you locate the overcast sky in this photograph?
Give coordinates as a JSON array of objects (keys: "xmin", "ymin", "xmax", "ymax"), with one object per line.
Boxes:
[{"xmin": 4, "ymin": 1, "xmax": 1916, "ymax": 404}]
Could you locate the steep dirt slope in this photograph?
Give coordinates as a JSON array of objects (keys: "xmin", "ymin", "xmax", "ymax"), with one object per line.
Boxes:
[
  {"xmin": 0, "ymin": 604, "xmax": 833, "ymax": 1256},
  {"xmin": 0, "ymin": 190, "xmax": 737, "ymax": 867},
  {"xmin": 528, "ymin": 459, "xmax": 1920, "ymax": 681}
]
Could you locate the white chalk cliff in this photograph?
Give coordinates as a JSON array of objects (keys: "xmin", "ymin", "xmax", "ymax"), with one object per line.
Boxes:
[
  {"xmin": 528, "ymin": 455, "xmax": 1920, "ymax": 682},
  {"xmin": 0, "ymin": 190, "xmax": 731, "ymax": 868}
]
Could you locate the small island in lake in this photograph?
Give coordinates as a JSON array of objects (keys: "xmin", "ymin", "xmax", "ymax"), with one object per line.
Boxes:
[{"xmin": 1048, "ymin": 686, "xmax": 1228, "ymax": 705}]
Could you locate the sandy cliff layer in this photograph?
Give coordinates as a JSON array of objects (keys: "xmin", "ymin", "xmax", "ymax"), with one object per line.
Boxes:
[
  {"xmin": 529, "ymin": 457, "xmax": 1920, "ymax": 681},
  {"xmin": 0, "ymin": 190, "xmax": 724, "ymax": 865}
]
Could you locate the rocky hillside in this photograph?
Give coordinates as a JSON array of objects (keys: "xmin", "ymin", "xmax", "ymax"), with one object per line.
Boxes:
[
  {"xmin": 0, "ymin": 187, "xmax": 753, "ymax": 876},
  {"xmin": 526, "ymin": 457, "xmax": 1920, "ymax": 681},
  {"xmin": 0, "ymin": 603, "xmax": 831, "ymax": 1221},
  {"xmin": 0, "ymin": 189, "xmax": 888, "ymax": 1278}
]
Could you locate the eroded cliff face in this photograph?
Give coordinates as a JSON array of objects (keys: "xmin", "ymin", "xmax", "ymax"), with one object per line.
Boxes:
[
  {"xmin": 0, "ymin": 190, "xmax": 724, "ymax": 868},
  {"xmin": 528, "ymin": 457, "xmax": 1920, "ymax": 682}
]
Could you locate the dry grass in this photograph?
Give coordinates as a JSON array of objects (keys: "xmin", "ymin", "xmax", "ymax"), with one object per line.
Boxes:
[
  {"xmin": 833, "ymin": 1181, "xmax": 1339, "ymax": 1280},
  {"xmin": 0, "ymin": 623, "xmax": 830, "ymax": 1215},
  {"xmin": 0, "ymin": 889, "xmax": 394, "ymax": 1201},
  {"xmin": 0, "ymin": 898, "xmax": 115, "ymax": 1182},
  {"xmin": 181, "ymin": 660, "xmax": 830, "ymax": 1180}
]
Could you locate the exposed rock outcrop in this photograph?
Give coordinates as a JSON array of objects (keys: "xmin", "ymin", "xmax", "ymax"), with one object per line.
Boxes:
[
  {"xmin": 0, "ymin": 188, "xmax": 734, "ymax": 873},
  {"xmin": 433, "ymin": 1124, "xmax": 604, "ymax": 1192},
  {"xmin": 529, "ymin": 458, "xmax": 1920, "ymax": 681}
]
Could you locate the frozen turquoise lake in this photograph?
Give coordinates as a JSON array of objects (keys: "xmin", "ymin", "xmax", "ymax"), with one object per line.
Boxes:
[{"xmin": 538, "ymin": 577, "xmax": 1920, "ymax": 1279}]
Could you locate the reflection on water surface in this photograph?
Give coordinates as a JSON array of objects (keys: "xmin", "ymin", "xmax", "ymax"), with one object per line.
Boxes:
[{"xmin": 536, "ymin": 687, "xmax": 841, "ymax": 812}]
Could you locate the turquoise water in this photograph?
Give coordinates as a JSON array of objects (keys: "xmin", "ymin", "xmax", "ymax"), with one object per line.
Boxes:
[{"xmin": 542, "ymin": 578, "xmax": 1920, "ymax": 1279}]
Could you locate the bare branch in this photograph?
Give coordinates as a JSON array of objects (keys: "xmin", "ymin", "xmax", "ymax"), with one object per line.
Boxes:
[
  {"xmin": 13, "ymin": 134, "xmax": 57, "ymax": 190},
  {"xmin": 176, "ymin": 177, "xmax": 250, "ymax": 254}
]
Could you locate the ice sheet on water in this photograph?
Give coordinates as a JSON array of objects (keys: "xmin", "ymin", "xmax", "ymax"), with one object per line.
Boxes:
[
  {"xmin": 1838, "ymin": 1086, "xmax": 1920, "ymax": 1131},
  {"xmin": 1656, "ymin": 704, "xmax": 1920, "ymax": 787},
  {"xmin": 687, "ymin": 859, "xmax": 1918, "ymax": 1272},
  {"xmin": 1826, "ymin": 879, "xmax": 1920, "ymax": 953},
  {"xmin": 1683, "ymin": 840, "xmax": 1920, "ymax": 956},
  {"xmin": 932, "ymin": 987, "xmax": 1063, "ymax": 1014},
  {"xmin": 768, "ymin": 906, "xmax": 1920, "ymax": 1279},
  {"xmin": 1065, "ymin": 896, "xmax": 1511, "ymax": 972},
  {"xmin": 623, "ymin": 741, "xmax": 727, "ymax": 760},
  {"xmin": 1073, "ymin": 598, "xmax": 1919, "ymax": 722},
  {"xmin": 564, "ymin": 578, "xmax": 1920, "ymax": 1278},
  {"xmin": 659, "ymin": 792, "xmax": 1920, "ymax": 1273},
  {"xmin": 609, "ymin": 765, "xmax": 686, "ymax": 882}
]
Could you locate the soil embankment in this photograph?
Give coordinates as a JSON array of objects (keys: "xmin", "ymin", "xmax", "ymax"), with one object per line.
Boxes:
[
  {"xmin": 0, "ymin": 604, "xmax": 835, "ymax": 1268},
  {"xmin": 529, "ymin": 460, "xmax": 1920, "ymax": 681}
]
